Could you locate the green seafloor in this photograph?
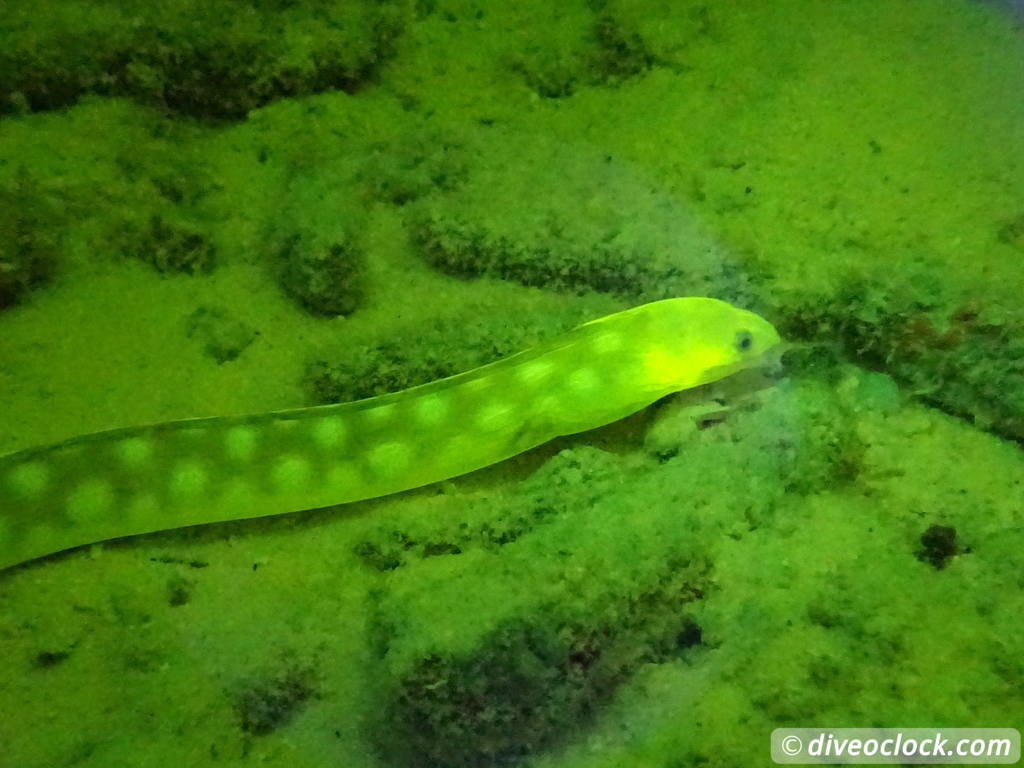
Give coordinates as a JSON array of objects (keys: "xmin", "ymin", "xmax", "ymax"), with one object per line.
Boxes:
[{"xmin": 0, "ymin": 1, "xmax": 1022, "ymax": 766}]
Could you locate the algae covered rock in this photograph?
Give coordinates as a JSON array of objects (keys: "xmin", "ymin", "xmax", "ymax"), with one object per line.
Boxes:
[
  {"xmin": 0, "ymin": 0, "xmax": 414, "ymax": 119},
  {"xmin": 411, "ymin": 128, "xmax": 751, "ymax": 304},
  {"xmin": 184, "ymin": 306, "xmax": 258, "ymax": 364},
  {"xmin": 0, "ymin": 172, "xmax": 59, "ymax": 308},
  {"xmin": 269, "ymin": 167, "xmax": 367, "ymax": 318},
  {"xmin": 131, "ymin": 214, "xmax": 216, "ymax": 275},
  {"xmin": 278, "ymin": 235, "xmax": 363, "ymax": 317}
]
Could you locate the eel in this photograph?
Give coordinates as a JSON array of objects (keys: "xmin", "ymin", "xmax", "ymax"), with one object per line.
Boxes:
[{"xmin": 0, "ymin": 297, "xmax": 781, "ymax": 571}]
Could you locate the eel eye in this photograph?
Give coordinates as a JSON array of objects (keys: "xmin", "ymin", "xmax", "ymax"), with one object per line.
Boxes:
[{"xmin": 735, "ymin": 330, "xmax": 753, "ymax": 352}]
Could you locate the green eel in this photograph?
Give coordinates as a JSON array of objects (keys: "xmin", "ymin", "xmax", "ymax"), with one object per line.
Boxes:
[{"xmin": 0, "ymin": 297, "xmax": 781, "ymax": 571}]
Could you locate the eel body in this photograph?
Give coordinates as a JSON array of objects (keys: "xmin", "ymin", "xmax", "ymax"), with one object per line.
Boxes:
[{"xmin": 0, "ymin": 297, "xmax": 781, "ymax": 571}]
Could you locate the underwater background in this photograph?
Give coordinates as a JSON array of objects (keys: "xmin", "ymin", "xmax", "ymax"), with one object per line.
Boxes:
[{"xmin": 0, "ymin": 0, "xmax": 1022, "ymax": 766}]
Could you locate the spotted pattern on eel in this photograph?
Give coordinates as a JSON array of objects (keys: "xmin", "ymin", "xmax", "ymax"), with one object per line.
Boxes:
[{"xmin": 0, "ymin": 298, "xmax": 781, "ymax": 570}]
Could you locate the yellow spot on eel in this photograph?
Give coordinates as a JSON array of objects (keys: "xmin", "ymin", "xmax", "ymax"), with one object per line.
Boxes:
[{"xmin": 0, "ymin": 297, "xmax": 781, "ymax": 570}]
